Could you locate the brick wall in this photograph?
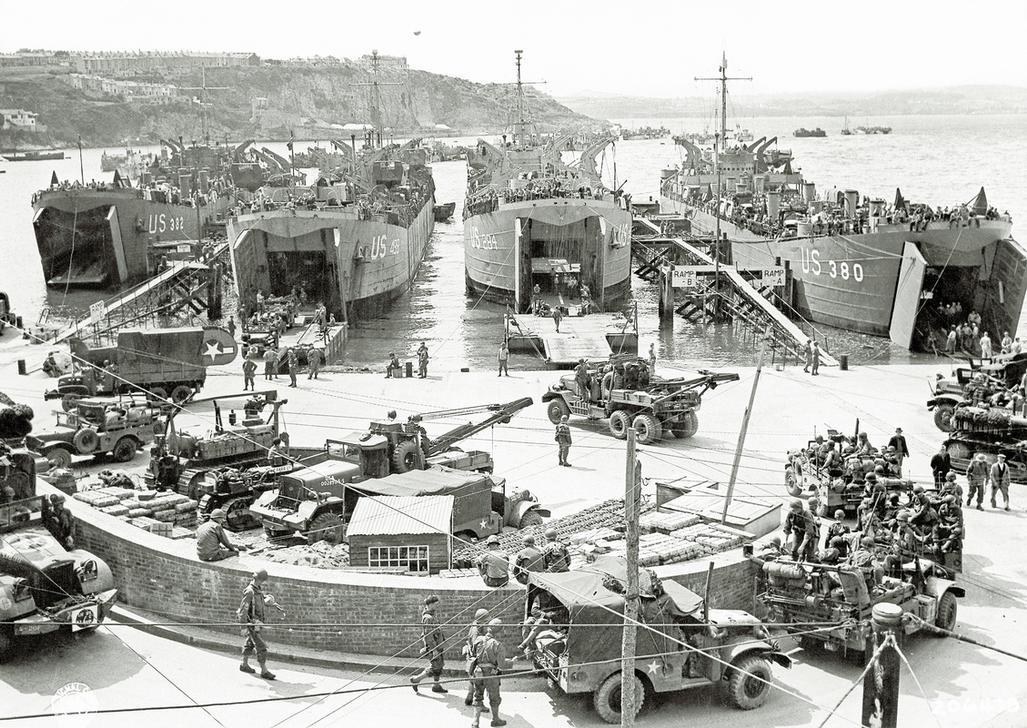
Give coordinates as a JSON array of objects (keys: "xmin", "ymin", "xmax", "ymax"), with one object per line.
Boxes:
[{"xmin": 59, "ymin": 482, "xmax": 757, "ymax": 660}]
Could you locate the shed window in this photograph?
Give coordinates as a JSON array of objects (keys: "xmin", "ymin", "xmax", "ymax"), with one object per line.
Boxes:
[{"xmin": 367, "ymin": 545, "xmax": 430, "ymax": 572}]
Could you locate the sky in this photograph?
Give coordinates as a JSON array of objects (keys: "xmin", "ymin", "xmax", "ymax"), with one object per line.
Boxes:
[{"xmin": 3, "ymin": 0, "xmax": 1027, "ymax": 97}]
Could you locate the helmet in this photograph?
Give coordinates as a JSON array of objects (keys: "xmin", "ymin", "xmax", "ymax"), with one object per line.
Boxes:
[
  {"xmin": 865, "ymin": 473, "xmax": 878, "ymax": 482},
  {"xmin": 474, "ymin": 609, "xmax": 490, "ymax": 620},
  {"xmin": 522, "ymin": 535, "xmax": 536, "ymax": 546},
  {"xmin": 942, "ymin": 495, "xmax": 956, "ymax": 504},
  {"xmin": 488, "ymin": 618, "xmax": 502, "ymax": 627},
  {"xmin": 209, "ymin": 508, "xmax": 228, "ymax": 520},
  {"xmin": 486, "ymin": 535, "xmax": 500, "ymax": 546},
  {"xmin": 913, "ymin": 485, "xmax": 925, "ymax": 494},
  {"xmin": 789, "ymin": 499, "xmax": 804, "ymax": 511},
  {"xmin": 544, "ymin": 528, "xmax": 558, "ymax": 540},
  {"xmin": 897, "ymin": 511, "xmax": 909, "ymax": 522},
  {"xmin": 945, "ymin": 471, "xmax": 957, "ymax": 481},
  {"xmin": 560, "ymin": 415, "xmax": 568, "ymax": 422}
]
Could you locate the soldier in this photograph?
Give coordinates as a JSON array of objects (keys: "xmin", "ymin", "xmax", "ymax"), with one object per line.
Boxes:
[
  {"xmin": 941, "ymin": 470, "xmax": 964, "ymax": 500},
  {"xmin": 286, "ymin": 348, "xmax": 299, "ymax": 388},
  {"xmin": 385, "ymin": 353, "xmax": 403, "ymax": 378},
  {"xmin": 513, "ymin": 535, "xmax": 545, "ymax": 583},
  {"xmin": 470, "ymin": 618, "xmax": 509, "ymax": 728},
  {"xmin": 44, "ymin": 494, "xmax": 75, "ymax": 549},
  {"xmin": 552, "ymin": 306, "xmax": 563, "ymax": 334},
  {"xmin": 542, "ymin": 528, "xmax": 570, "ymax": 572},
  {"xmin": 497, "ymin": 342, "xmax": 509, "ymax": 377},
  {"xmin": 930, "ymin": 446, "xmax": 952, "ymax": 488},
  {"xmin": 195, "ymin": 508, "xmax": 247, "ymax": 562},
  {"xmin": 782, "ymin": 499, "xmax": 817, "ymax": 562},
  {"xmin": 477, "ymin": 536, "xmax": 510, "ymax": 587},
  {"xmin": 238, "ymin": 569, "xmax": 276, "ymax": 680},
  {"xmin": 573, "ymin": 359, "xmax": 590, "ymax": 399},
  {"xmin": 417, "ymin": 342, "xmax": 429, "ymax": 379},
  {"xmin": 263, "ymin": 347, "xmax": 277, "ymax": 381},
  {"xmin": 825, "ymin": 509, "xmax": 849, "ymax": 547},
  {"xmin": 555, "ymin": 415, "xmax": 572, "ymax": 467},
  {"xmin": 464, "ymin": 609, "xmax": 491, "ymax": 708},
  {"xmin": 410, "ymin": 594, "xmax": 447, "ymax": 694},
  {"xmin": 307, "ymin": 347, "xmax": 324, "ymax": 380},
  {"xmin": 989, "ymin": 452, "xmax": 1011, "ymax": 511},
  {"xmin": 267, "ymin": 437, "xmax": 287, "ymax": 465},
  {"xmin": 803, "ymin": 339, "xmax": 813, "ymax": 374},
  {"xmin": 242, "ymin": 356, "xmax": 257, "ymax": 391},
  {"xmin": 966, "ymin": 453, "xmax": 989, "ymax": 510}
]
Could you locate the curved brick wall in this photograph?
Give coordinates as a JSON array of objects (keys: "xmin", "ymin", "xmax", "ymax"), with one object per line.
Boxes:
[{"xmin": 55, "ymin": 483, "xmax": 757, "ymax": 659}]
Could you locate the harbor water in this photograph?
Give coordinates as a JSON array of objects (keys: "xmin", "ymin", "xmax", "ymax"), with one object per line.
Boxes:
[{"xmin": 1, "ymin": 114, "xmax": 1025, "ymax": 370}]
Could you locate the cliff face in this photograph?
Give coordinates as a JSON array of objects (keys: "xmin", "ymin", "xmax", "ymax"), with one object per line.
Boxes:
[{"xmin": 0, "ymin": 61, "xmax": 594, "ymax": 146}]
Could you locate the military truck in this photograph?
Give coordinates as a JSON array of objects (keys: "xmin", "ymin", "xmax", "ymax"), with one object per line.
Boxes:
[
  {"xmin": 251, "ymin": 462, "xmax": 549, "ymax": 543},
  {"xmin": 928, "ymin": 353, "xmax": 1027, "ymax": 431},
  {"xmin": 543, "ymin": 363, "xmax": 738, "ymax": 445},
  {"xmin": 752, "ymin": 554, "xmax": 963, "ymax": 662},
  {"xmin": 44, "ymin": 328, "xmax": 214, "ymax": 409},
  {"xmin": 943, "ymin": 404, "xmax": 1027, "ymax": 482},
  {"xmin": 0, "ymin": 442, "xmax": 118, "ymax": 660},
  {"xmin": 27, "ymin": 399, "xmax": 158, "ymax": 469},
  {"xmin": 526, "ymin": 556, "xmax": 790, "ymax": 724}
]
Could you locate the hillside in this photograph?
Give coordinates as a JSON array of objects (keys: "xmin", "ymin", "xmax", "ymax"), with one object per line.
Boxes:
[
  {"xmin": 558, "ymin": 85, "xmax": 1027, "ymax": 119},
  {"xmin": 0, "ymin": 60, "xmax": 595, "ymax": 147}
]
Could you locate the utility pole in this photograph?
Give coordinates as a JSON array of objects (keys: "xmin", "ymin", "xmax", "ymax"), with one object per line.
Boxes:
[
  {"xmin": 722, "ymin": 326, "xmax": 770, "ymax": 523},
  {"xmin": 862, "ymin": 603, "xmax": 902, "ymax": 728},
  {"xmin": 695, "ymin": 53, "xmax": 751, "ymax": 319},
  {"xmin": 621, "ymin": 427, "xmax": 640, "ymax": 727},
  {"xmin": 77, "ymin": 135, "xmax": 84, "ymax": 185}
]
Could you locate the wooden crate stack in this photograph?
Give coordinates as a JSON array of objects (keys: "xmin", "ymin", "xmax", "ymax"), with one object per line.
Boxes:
[{"xmin": 74, "ymin": 487, "xmax": 198, "ymax": 536}]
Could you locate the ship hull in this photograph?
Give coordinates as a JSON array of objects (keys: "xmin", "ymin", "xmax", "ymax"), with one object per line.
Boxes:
[
  {"xmin": 228, "ymin": 199, "xmax": 435, "ymax": 322},
  {"xmin": 661, "ymin": 195, "xmax": 1018, "ymax": 339},
  {"xmin": 463, "ymin": 198, "xmax": 632, "ymax": 312},
  {"xmin": 32, "ymin": 189, "xmax": 228, "ymax": 288}
]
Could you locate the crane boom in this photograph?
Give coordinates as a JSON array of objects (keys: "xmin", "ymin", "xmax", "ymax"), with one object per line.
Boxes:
[{"xmin": 416, "ymin": 397, "xmax": 533, "ymax": 456}]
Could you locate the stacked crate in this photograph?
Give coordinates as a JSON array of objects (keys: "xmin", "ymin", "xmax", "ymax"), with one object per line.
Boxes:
[{"xmin": 74, "ymin": 487, "xmax": 198, "ymax": 535}]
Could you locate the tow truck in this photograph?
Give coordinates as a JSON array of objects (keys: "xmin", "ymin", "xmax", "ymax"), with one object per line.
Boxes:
[
  {"xmin": 526, "ymin": 556, "xmax": 790, "ymax": 724},
  {"xmin": 543, "ymin": 361, "xmax": 738, "ymax": 444},
  {"xmin": 0, "ymin": 442, "xmax": 118, "ymax": 660}
]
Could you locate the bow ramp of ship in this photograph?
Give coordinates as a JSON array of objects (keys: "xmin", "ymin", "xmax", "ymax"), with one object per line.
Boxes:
[
  {"xmin": 632, "ymin": 217, "xmax": 838, "ymax": 366},
  {"xmin": 508, "ymin": 311, "xmax": 638, "ymax": 367},
  {"xmin": 49, "ymin": 244, "xmax": 228, "ymax": 344}
]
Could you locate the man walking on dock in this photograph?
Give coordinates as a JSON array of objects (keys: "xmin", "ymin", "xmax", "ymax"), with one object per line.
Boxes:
[
  {"xmin": 966, "ymin": 453, "xmax": 989, "ymax": 510},
  {"xmin": 803, "ymin": 340, "xmax": 812, "ymax": 373},
  {"xmin": 242, "ymin": 357, "xmax": 256, "ymax": 391},
  {"xmin": 811, "ymin": 341, "xmax": 821, "ymax": 376},
  {"xmin": 263, "ymin": 347, "xmax": 277, "ymax": 381},
  {"xmin": 555, "ymin": 415, "xmax": 572, "ymax": 467},
  {"xmin": 417, "ymin": 342, "xmax": 429, "ymax": 378},
  {"xmin": 238, "ymin": 569, "xmax": 276, "ymax": 680},
  {"xmin": 410, "ymin": 595, "xmax": 447, "ymax": 694},
  {"xmin": 287, "ymin": 348, "xmax": 299, "ymax": 388},
  {"xmin": 989, "ymin": 453, "xmax": 1011, "ymax": 511},
  {"xmin": 307, "ymin": 347, "xmax": 323, "ymax": 379},
  {"xmin": 498, "ymin": 342, "xmax": 509, "ymax": 377},
  {"xmin": 552, "ymin": 307, "xmax": 563, "ymax": 333}
]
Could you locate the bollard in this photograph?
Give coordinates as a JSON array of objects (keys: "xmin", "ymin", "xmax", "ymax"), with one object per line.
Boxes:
[
  {"xmin": 15, "ymin": 315, "xmax": 23, "ymax": 329},
  {"xmin": 17, "ymin": 359, "xmax": 26, "ymax": 376},
  {"xmin": 839, "ymin": 354, "xmax": 849, "ymax": 371},
  {"xmin": 405, "ymin": 361, "xmax": 414, "ymax": 378}
]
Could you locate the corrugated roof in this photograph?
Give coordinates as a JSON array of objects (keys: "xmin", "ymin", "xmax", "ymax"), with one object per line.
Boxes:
[
  {"xmin": 347, "ymin": 495, "xmax": 454, "ymax": 537},
  {"xmin": 359, "ymin": 468, "xmax": 484, "ymax": 498}
]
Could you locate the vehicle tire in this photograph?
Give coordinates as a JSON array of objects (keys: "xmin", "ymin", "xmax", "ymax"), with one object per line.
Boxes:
[
  {"xmin": 608, "ymin": 410, "xmax": 629, "ymax": 440},
  {"xmin": 170, "ymin": 385, "xmax": 193, "ymax": 405},
  {"xmin": 726, "ymin": 654, "xmax": 773, "ymax": 710},
  {"xmin": 632, "ymin": 414, "xmax": 662, "ymax": 445},
  {"xmin": 307, "ymin": 512, "xmax": 345, "ymax": 544},
  {"xmin": 935, "ymin": 591, "xmax": 958, "ymax": 633},
  {"xmin": 672, "ymin": 411, "xmax": 699, "ymax": 439},
  {"xmin": 391, "ymin": 439, "xmax": 421, "ymax": 473},
  {"xmin": 933, "ymin": 403, "xmax": 955, "ymax": 432},
  {"xmin": 945, "ymin": 440, "xmax": 972, "ymax": 461},
  {"xmin": 73, "ymin": 428, "xmax": 100, "ymax": 454},
  {"xmin": 61, "ymin": 394, "xmax": 82, "ymax": 413},
  {"xmin": 547, "ymin": 399, "xmax": 570, "ymax": 425},
  {"xmin": 46, "ymin": 447, "xmax": 73, "ymax": 470},
  {"xmin": 149, "ymin": 387, "xmax": 169, "ymax": 403},
  {"xmin": 593, "ymin": 672, "xmax": 644, "ymax": 725},
  {"xmin": 112, "ymin": 437, "xmax": 138, "ymax": 463},
  {"xmin": 519, "ymin": 509, "xmax": 544, "ymax": 529}
]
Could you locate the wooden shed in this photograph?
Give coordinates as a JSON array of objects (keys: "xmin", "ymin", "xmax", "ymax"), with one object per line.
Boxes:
[{"xmin": 347, "ymin": 495, "xmax": 453, "ymax": 574}]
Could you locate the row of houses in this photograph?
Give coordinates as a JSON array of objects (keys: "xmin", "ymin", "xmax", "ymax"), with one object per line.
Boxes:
[{"xmin": 65, "ymin": 74, "xmax": 178, "ymax": 104}]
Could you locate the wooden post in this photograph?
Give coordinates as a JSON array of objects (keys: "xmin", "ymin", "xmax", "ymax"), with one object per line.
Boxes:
[
  {"xmin": 722, "ymin": 327, "xmax": 770, "ymax": 523},
  {"xmin": 862, "ymin": 603, "xmax": 902, "ymax": 728},
  {"xmin": 660, "ymin": 268, "xmax": 674, "ymax": 322},
  {"xmin": 702, "ymin": 561, "xmax": 714, "ymax": 622},
  {"xmin": 621, "ymin": 427, "xmax": 640, "ymax": 727}
]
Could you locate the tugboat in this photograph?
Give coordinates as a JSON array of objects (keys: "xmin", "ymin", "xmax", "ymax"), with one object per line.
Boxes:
[
  {"xmin": 793, "ymin": 127, "xmax": 827, "ymax": 138},
  {"xmin": 463, "ymin": 51, "xmax": 632, "ymax": 312},
  {"xmin": 227, "ymin": 52, "xmax": 435, "ymax": 322}
]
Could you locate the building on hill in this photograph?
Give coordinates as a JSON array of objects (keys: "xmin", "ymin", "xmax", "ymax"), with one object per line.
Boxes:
[
  {"xmin": 0, "ymin": 108, "xmax": 44, "ymax": 132},
  {"xmin": 71, "ymin": 51, "xmax": 259, "ymax": 78}
]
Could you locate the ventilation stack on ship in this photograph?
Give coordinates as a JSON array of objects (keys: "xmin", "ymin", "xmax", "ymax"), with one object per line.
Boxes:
[{"xmin": 462, "ymin": 51, "xmax": 632, "ymax": 313}]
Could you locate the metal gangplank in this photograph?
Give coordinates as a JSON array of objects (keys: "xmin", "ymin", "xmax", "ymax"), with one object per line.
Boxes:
[
  {"xmin": 631, "ymin": 219, "xmax": 838, "ymax": 366},
  {"xmin": 48, "ymin": 243, "xmax": 229, "ymax": 345}
]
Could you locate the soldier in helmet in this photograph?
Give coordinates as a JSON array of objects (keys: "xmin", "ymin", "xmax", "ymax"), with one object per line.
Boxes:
[
  {"xmin": 470, "ymin": 618, "xmax": 510, "ymax": 728},
  {"xmin": 783, "ymin": 499, "xmax": 818, "ymax": 562},
  {"xmin": 542, "ymin": 528, "xmax": 570, "ymax": 572},
  {"xmin": 410, "ymin": 594, "xmax": 447, "ymax": 694},
  {"xmin": 477, "ymin": 536, "xmax": 510, "ymax": 587},
  {"xmin": 464, "ymin": 608, "xmax": 491, "ymax": 708},
  {"xmin": 554, "ymin": 415, "xmax": 572, "ymax": 467},
  {"xmin": 966, "ymin": 453, "xmax": 989, "ymax": 510}
]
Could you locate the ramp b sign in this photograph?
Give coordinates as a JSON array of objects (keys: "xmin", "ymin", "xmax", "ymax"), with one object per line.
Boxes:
[{"xmin": 671, "ymin": 266, "xmax": 698, "ymax": 289}]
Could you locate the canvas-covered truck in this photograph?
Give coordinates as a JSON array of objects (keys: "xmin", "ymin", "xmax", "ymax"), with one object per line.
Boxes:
[
  {"xmin": 928, "ymin": 353, "xmax": 1027, "ymax": 431},
  {"xmin": 543, "ymin": 364, "xmax": 739, "ymax": 444},
  {"xmin": 44, "ymin": 327, "xmax": 219, "ymax": 409},
  {"xmin": 526, "ymin": 556, "xmax": 790, "ymax": 724},
  {"xmin": 251, "ymin": 464, "xmax": 549, "ymax": 543},
  {"xmin": 0, "ymin": 442, "xmax": 118, "ymax": 660}
]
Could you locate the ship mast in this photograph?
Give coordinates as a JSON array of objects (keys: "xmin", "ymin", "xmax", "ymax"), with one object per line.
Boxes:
[
  {"xmin": 354, "ymin": 50, "xmax": 401, "ymax": 150},
  {"xmin": 695, "ymin": 52, "xmax": 750, "ymax": 304}
]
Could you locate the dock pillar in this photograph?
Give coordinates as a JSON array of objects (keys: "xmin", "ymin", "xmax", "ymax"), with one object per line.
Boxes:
[{"xmin": 659, "ymin": 269, "xmax": 675, "ymax": 322}]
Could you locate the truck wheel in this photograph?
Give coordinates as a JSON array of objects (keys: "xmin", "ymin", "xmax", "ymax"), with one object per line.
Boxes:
[
  {"xmin": 307, "ymin": 512, "xmax": 345, "ymax": 544},
  {"xmin": 149, "ymin": 387, "xmax": 169, "ymax": 402},
  {"xmin": 547, "ymin": 399, "xmax": 570, "ymax": 425},
  {"xmin": 608, "ymin": 410, "xmax": 629, "ymax": 440},
  {"xmin": 392, "ymin": 440, "xmax": 420, "ymax": 473},
  {"xmin": 519, "ymin": 510, "xmax": 544, "ymax": 529},
  {"xmin": 934, "ymin": 591, "xmax": 958, "ymax": 633},
  {"xmin": 170, "ymin": 385, "xmax": 193, "ymax": 404},
  {"xmin": 593, "ymin": 672, "xmax": 644, "ymax": 724},
  {"xmin": 46, "ymin": 447, "xmax": 73, "ymax": 470},
  {"xmin": 61, "ymin": 394, "xmax": 82, "ymax": 413},
  {"xmin": 726, "ymin": 654, "xmax": 772, "ymax": 710},
  {"xmin": 632, "ymin": 414, "xmax": 662, "ymax": 444},
  {"xmin": 112, "ymin": 437, "xmax": 138, "ymax": 463},
  {"xmin": 73, "ymin": 428, "xmax": 100, "ymax": 453},
  {"xmin": 933, "ymin": 403, "xmax": 955, "ymax": 432},
  {"xmin": 672, "ymin": 411, "xmax": 699, "ymax": 439}
]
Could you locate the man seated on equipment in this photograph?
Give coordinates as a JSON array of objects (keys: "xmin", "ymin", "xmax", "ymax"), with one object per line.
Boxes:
[{"xmin": 385, "ymin": 353, "xmax": 403, "ymax": 379}]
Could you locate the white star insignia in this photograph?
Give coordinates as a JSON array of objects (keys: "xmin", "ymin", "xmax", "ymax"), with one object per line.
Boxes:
[
  {"xmin": 480, "ymin": 519, "xmax": 489, "ymax": 529},
  {"xmin": 647, "ymin": 659, "xmax": 662, "ymax": 676},
  {"xmin": 203, "ymin": 341, "xmax": 224, "ymax": 361}
]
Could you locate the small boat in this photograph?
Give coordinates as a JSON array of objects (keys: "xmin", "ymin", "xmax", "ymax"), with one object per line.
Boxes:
[
  {"xmin": 1, "ymin": 149, "xmax": 67, "ymax": 162},
  {"xmin": 793, "ymin": 127, "xmax": 827, "ymax": 138},
  {"xmin": 841, "ymin": 116, "xmax": 852, "ymax": 136},
  {"xmin": 433, "ymin": 201, "xmax": 456, "ymax": 222}
]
